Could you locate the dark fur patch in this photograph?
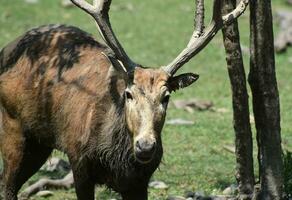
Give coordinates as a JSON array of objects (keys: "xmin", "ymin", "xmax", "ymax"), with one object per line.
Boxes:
[
  {"xmin": 0, "ymin": 24, "xmax": 108, "ymax": 77},
  {"xmin": 83, "ymin": 102, "xmax": 162, "ymax": 191}
]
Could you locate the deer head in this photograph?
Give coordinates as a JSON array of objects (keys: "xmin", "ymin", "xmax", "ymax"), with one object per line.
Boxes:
[{"xmin": 71, "ymin": 0, "xmax": 249, "ymax": 163}]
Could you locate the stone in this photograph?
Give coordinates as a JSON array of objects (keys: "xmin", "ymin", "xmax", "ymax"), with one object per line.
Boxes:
[
  {"xmin": 36, "ymin": 190, "xmax": 53, "ymax": 197},
  {"xmin": 185, "ymin": 191, "xmax": 196, "ymax": 198},
  {"xmin": 184, "ymin": 191, "xmax": 213, "ymax": 200},
  {"xmin": 41, "ymin": 157, "xmax": 70, "ymax": 172},
  {"xmin": 197, "ymin": 196, "xmax": 213, "ymax": 200},
  {"xmin": 148, "ymin": 180, "xmax": 168, "ymax": 189},
  {"xmin": 172, "ymin": 99, "xmax": 213, "ymax": 112},
  {"xmin": 222, "ymin": 184, "xmax": 238, "ymax": 196},
  {"xmin": 167, "ymin": 196, "xmax": 186, "ymax": 200},
  {"xmin": 287, "ymin": 0, "xmax": 292, "ymax": 5},
  {"xmin": 275, "ymin": 10, "xmax": 292, "ymax": 52}
]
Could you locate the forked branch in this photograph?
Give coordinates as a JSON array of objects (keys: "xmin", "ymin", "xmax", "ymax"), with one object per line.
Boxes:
[
  {"xmin": 163, "ymin": 0, "xmax": 249, "ymax": 76},
  {"xmin": 70, "ymin": 0, "xmax": 136, "ymax": 72},
  {"xmin": 19, "ymin": 171, "xmax": 74, "ymax": 199}
]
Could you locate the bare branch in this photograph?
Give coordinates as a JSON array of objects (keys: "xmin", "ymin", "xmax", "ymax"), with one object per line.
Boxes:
[
  {"xmin": 163, "ymin": 0, "xmax": 249, "ymax": 76},
  {"xmin": 19, "ymin": 171, "xmax": 74, "ymax": 199}
]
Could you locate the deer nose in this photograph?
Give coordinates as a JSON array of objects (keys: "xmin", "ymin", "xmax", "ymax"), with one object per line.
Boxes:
[{"xmin": 135, "ymin": 139, "xmax": 156, "ymax": 156}]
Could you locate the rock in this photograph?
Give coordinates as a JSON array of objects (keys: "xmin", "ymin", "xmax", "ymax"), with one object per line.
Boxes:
[
  {"xmin": 148, "ymin": 180, "xmax": 168, "ymax": 189},
  {"xmin": 185, "ymin": 191, "xmax": 196, "ymax": 198},
  {"xmin": 193, "ymin": 196, "xmax": 213, "ymax": 200},
  {"xmin": 199, "ymin": 197, "xmax": 214, "ymax": 200},
  {"xmin": 36, "ymin": 190, "xmax": 53, "ymax": 197},
  {"xmin": 185, "ymin": 191, "xmax": 206, "ymax": 199},
  {"xmin": 172, "ymin": 99, "xmax": 213, "ymax": 112},
  {"xmin": 211, "ymin": 197, "xmax": 222, "ymax": 200},
  {"xmin": 237, "ymin": 194, "xmax": 253, "ymax": 200},
  {"xmin": 275, "ymin": 10, "xmax": 292, "ymax": 29},
  {"xmin": 41, "ymin": 157, "xmax": 70, "ymax": 172},
  {"xmin": 167, "ymin": 196, "xmax": 186, "ymax": 200},
  {"xmin": 275, "ymin": 10, "xmax": 292, "ymax": 53},
  {"xmin": 24, "ymin": 0, "xmax": 38, "ymax": 4},
  {"xmin": 194, "ymin": 191, "xmax": 206, "ymax": 197},
  {"xmin": 166, "ymin": 119, "xmax": 195, "ymax": 126},
  {"xmin": 287, "ymin": 0, "xmax": 292, "ymax": 5},
  {"xmin": 222, "ymin": 184, "xmax": 238, "ymax": 196},
  {"xmin": 275, "ymin": 32, "xmax": 288, "ymax": 52},
  {"xmin": 184, "ymin": 191, "xmax": 215, "ymax": 200}
]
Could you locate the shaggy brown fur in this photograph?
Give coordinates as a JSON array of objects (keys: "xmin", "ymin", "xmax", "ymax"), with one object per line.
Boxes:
[{"xmin": 0, "ymin": 25, "xmax": 198, "ymax": 200}]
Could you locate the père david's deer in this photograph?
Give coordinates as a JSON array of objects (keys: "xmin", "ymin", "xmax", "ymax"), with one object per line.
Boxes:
[{"xmin": 0, "ymin": 0, "xmax": 248, "ymax": 199}]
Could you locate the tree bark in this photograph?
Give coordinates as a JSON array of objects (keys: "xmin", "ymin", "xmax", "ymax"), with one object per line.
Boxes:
[
  {"xmin": 221, "ymin": 0, "xmax": 255, "ymax": 199},
  {"xmin": 249, "ymin": 1, "xmax": 283, "ymax": 199}
]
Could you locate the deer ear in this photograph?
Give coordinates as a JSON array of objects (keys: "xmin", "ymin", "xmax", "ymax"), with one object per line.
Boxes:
[{"xmin": 168, "ymin": 73, "xmax": 199, "ymax": 92}]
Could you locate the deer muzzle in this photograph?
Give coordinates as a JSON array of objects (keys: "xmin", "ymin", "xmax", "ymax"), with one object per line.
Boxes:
[{"xmin": 134, "ymin": 138, "xmax": 157, "ymax": 163}]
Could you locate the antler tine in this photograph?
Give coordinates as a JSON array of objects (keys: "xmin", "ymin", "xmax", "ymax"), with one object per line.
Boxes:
[
  {"xmin": 163, "ymin": 0, "xmax": 249, "ymax": 76},
  {"xmin": 71, "ymin": 0, "xmax": 136, "ymax": 72},
  {"xmin": 194, "ymin": 0, "xmax": 205, "ymax": 38}
]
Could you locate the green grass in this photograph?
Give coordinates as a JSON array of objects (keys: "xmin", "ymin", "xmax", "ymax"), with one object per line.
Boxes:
[{"xmin": 0, "ymin": 0, "xmax": 291, "ymax": 199}]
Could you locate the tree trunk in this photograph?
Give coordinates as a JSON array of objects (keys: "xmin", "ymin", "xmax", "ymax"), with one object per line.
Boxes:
[
  {"xmin": 249, "ymin": 1, "xmax": 283, "ymax": 199},
  {"xmin": 221, "ymin": 0, "xmax": 255, "ymax": 199}
]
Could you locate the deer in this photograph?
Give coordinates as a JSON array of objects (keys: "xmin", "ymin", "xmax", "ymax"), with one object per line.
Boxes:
[{"xmin": 0, "ymin": 0, "xmax": 248, "ymax": 199}]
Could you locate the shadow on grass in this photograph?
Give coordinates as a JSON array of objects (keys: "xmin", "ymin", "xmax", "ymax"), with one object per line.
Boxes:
[{"xmin": 213, "ymin": 179, "xmax": 233, "ymax": 191}]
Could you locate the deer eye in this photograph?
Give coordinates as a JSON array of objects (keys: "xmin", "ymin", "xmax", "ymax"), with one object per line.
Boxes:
[
  {"xmin": 125, "ymin": 89, "xmax": 133, "ymax": 100},
  {"xmin": 161, "ymin": 95, "xmax": 170, "ymax": 105}
]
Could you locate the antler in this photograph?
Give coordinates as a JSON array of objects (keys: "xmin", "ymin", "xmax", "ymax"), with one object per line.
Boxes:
[
  {"xmin": 70, "ymin": 0, "xmax": 136, "ymax": 72},
  {"xmin": 162, "ymin": 0, "xmax": 249, "ymax": 76}
]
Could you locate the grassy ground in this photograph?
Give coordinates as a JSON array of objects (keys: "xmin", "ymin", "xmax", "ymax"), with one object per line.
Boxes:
[{"xmin": 0, "ymin": 0, "xmax": 291, "ymax": 199}]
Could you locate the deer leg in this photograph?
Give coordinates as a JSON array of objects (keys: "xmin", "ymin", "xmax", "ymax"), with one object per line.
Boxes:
[
  {"xmin": 2, "ymin": 142, "xmax": 52, "ymax": 200},
  {"xmin": 69, "ymin": 160, "xmax": 95, "ymax": 200},
  {"xmin": 1, "ymin": 116, "xmax": 25, "ymax": 200},
  {"xmin": 1, "ymin": 118, "xmax": 52, "ymax": 200},
  {"xmin": 121, "ymin": 187, "xmax": 148, "ymax": 200}
]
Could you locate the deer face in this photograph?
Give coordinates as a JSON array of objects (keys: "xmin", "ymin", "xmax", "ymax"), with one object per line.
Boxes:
[
  {"xmin": 125, "ymin": 67, "xmax": 199, "ymax": 163},
  {"xmin": 71, "ymin": 0, "xmax": 248, "ymax": 164},
  {"xmin": 70, "ymin": 0, "xmax": 248, "ymax": 165}
]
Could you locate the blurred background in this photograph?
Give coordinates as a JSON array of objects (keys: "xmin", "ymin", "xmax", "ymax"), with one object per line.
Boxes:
[{"xmin": 0, "ymin": 0, "xmax": 291, "ymax": 199}]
